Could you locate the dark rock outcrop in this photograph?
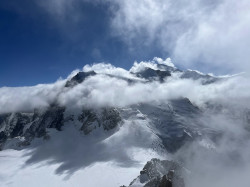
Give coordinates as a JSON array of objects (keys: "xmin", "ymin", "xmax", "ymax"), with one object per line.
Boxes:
[
  {"xmin": 0, "ymin": 104, "xmax": 122, "ymax": 149},
  {"xmin": 134, "ymin": 68, "xmax": 171, "ymax": 82},
  {"xmin": 65, "ymin": 71, "xmax": 96, "ymax": 87},
  {"xmin": 127, "ymin": 158, "xmax": 185, "ymax": 187},
  {"xmin": 0, "ymin": 105, "xmax": 65, "ymax": 149},
  {"xmin": 78, "ymin": 108, "xmax": 122, "ymax": 135},
  {"xmin": 181, "ymin": 70, "xmax": 218, "ymax": 84},
  {"xmin": 78, "ymin": 109, "xmax": 99, "ymax": 134}
]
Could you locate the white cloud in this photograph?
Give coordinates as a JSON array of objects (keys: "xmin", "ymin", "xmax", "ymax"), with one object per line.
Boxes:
[
  {"xmin": 109, "ymin": 0, "xmax": 250, "ymax": 73},
  {"xmin": 0, "ymin": 80, "xmax": 66, "ymax": 114},
  {"xmin": 1, "ymin": 60, "xmax": 249, "ymax": 113},
  {"xmin": 83, "ymin": 63, "xmax": 138, "ymax": 79},
  {"xmin": 130, "ymin": 57, "xmax": 174, "ymax": 73},
  {"xmin": 153, "ymin": 57, "xmax": 174, "ymax": 67}
]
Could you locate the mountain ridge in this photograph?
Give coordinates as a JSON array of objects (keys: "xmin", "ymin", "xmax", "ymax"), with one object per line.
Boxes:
[{"xmin": 0, "ymin": 58, "xmax": 249, "ymax": 187}]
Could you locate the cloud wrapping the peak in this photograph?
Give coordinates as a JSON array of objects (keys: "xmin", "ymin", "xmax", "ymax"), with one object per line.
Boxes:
[
  {"xmin": 83, "ymin": 63, "xmax": 138, "ymax": 79},
  {"xmin": 1, "ymin": 59, "xmax": 250, "ymax": 114}
]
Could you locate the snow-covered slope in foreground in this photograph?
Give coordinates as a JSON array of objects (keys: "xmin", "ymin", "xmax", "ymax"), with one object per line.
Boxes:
[
  {"xmin": 1, "ymin": 58, "xmax": 250, "ymax": 187},
  {"xmin": 0, "ymin": 106, "xmax": 167, "ymax": 187}
]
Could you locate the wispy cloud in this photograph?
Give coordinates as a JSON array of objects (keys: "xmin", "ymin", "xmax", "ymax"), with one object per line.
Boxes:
[
  {"xmin": 110, "ymin": 0, "xmax": 250, "ymax": 73},
  {"xmin": 32, "ymin": 0, "xmax": 250, "ymax": 73}
]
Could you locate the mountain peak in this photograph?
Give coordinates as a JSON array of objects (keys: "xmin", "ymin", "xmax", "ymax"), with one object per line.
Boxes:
[{"xmin": 65, "ymin": 71, "xmax": 96, "ymax": 87}]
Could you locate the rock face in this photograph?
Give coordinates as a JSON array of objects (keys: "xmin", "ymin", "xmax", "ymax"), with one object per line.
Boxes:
[
  {"xmin": 181, "ymin": 70, "xmax": 218, "ymax": 84},
  {"xmin": 78, "ymin": 108, "xmax": 122, "ymax": 135},
  {"xmin": 134, "ymin": 68, "xmax": 171, "ymax": 82},
  {"xmin": 65, "ymin": 71, "xmax": 96, "ymax": 87},
  {"xmin": 78, "ymin": 110, "xmax": 98, "ymax": 135},
  {"xmin": 128, "ymin": 158, "xmax": 185, "ymax": 187},
  {"xmin": 0, "ymin": 105, "xmax": 65, "ymax": 149},
  {"xmin": 0, "ymin": 105, "xmax": 122, "ymax": 149},
  {"xmin": 132, "ymin": 98, "xmax": 203, "ymax": 153},
  {"xmin": 0, "ymin": 90, "xmax": 209, "ymax": 151},
  {"xmin": 131, "ymin": 64, "xmax": 218, "ymax": 85}
]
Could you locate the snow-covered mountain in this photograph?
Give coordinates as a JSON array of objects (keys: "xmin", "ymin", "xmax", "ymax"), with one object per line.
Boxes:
[{"xmin": 1, "ymin": 58, "xmax": 250, "ymax": 187}]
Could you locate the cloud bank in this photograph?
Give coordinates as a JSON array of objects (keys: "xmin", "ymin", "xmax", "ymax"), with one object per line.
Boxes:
[{"xmin": 0, "ymin": 58, "xmax": 249, "ymax": 114}]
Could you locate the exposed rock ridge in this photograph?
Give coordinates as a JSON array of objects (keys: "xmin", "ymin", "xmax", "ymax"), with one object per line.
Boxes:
[{"xmin": 125, "ymin": 158, "xmax": 185, "ymax": 187}]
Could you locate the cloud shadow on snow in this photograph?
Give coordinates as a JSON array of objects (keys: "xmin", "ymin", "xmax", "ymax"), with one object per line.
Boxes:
[{"xmin": 21, "ymin": 124, "xmax": 140, "ymax": 178}]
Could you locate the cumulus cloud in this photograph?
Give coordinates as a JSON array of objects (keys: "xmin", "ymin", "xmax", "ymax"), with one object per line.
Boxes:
[
  {"xmin": 82, "ymin": 63, "xmax": 137, "ymax": 79},
  {"xmin": 130, "ymin": 57, "xmax": 174, "ymax": 73},
  {"xmin": 109, "ymin": 0, "xmax": 250, "ymax": 73}
]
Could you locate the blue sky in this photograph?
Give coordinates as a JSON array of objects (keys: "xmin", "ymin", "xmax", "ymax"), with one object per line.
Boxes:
[
  {"xmin": 0, "ymin": 1, "xmax": 164, "ymax": 86},
  {"xmin": 0, "ymin": 0, "xmax": 249, "ymax": 86},
  {"xmin": 0, "ymin": 0, "xmax": 164, "ymax": 86}
]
